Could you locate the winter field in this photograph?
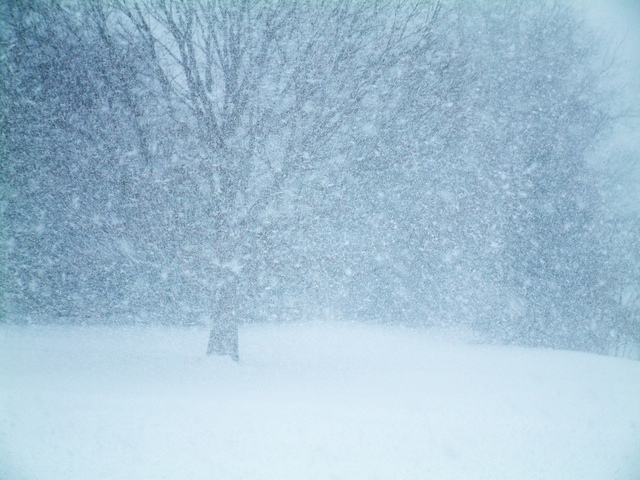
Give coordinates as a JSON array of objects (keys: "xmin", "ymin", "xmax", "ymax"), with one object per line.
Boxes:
[{"xmin": 1, "ymin": 321, "xmax": 639, "ymax": 480}]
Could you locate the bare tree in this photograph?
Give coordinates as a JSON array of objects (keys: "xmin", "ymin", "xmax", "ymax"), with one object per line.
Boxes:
[{"xmin": 108, "ymin": 0, "xmax": 440, "ymax": 358}]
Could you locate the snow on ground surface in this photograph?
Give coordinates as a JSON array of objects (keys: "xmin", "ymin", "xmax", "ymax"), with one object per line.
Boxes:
[{"xmin": 0, "ymin": 321, "xmax": 639, "ymax": 480}]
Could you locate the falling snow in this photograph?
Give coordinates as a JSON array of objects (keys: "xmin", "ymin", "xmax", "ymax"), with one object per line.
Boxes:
[{"xmin": 1, "ymin": 0, "xmax": 639, "ymax": 477}]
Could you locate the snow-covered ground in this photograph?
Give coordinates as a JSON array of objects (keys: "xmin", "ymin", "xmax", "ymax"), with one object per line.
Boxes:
[{"xmin": 0, "ymin": 321, "xmax": 639, "ymax": 480}]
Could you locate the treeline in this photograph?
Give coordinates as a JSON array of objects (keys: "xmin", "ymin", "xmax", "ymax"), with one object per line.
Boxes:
[{"xmin": 1, "ymin": 0, "xmax": 638, "ymax": 355}]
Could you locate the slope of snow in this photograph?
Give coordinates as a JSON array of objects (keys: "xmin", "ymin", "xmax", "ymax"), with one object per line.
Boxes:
[{"xmin": 0, "ymin": 321, "xmax": 639, "ymax": 480}]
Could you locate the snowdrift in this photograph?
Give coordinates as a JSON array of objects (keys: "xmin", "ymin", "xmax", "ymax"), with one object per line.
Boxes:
[{"xmin": 1, "ymin": 322, "xmax": 639, "ymax": 479}]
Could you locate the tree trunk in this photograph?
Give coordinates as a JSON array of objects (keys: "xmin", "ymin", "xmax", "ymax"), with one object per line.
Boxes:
[{"xmin": 206, "ymin": 319, "xmax": 239, "ymax": 362}]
